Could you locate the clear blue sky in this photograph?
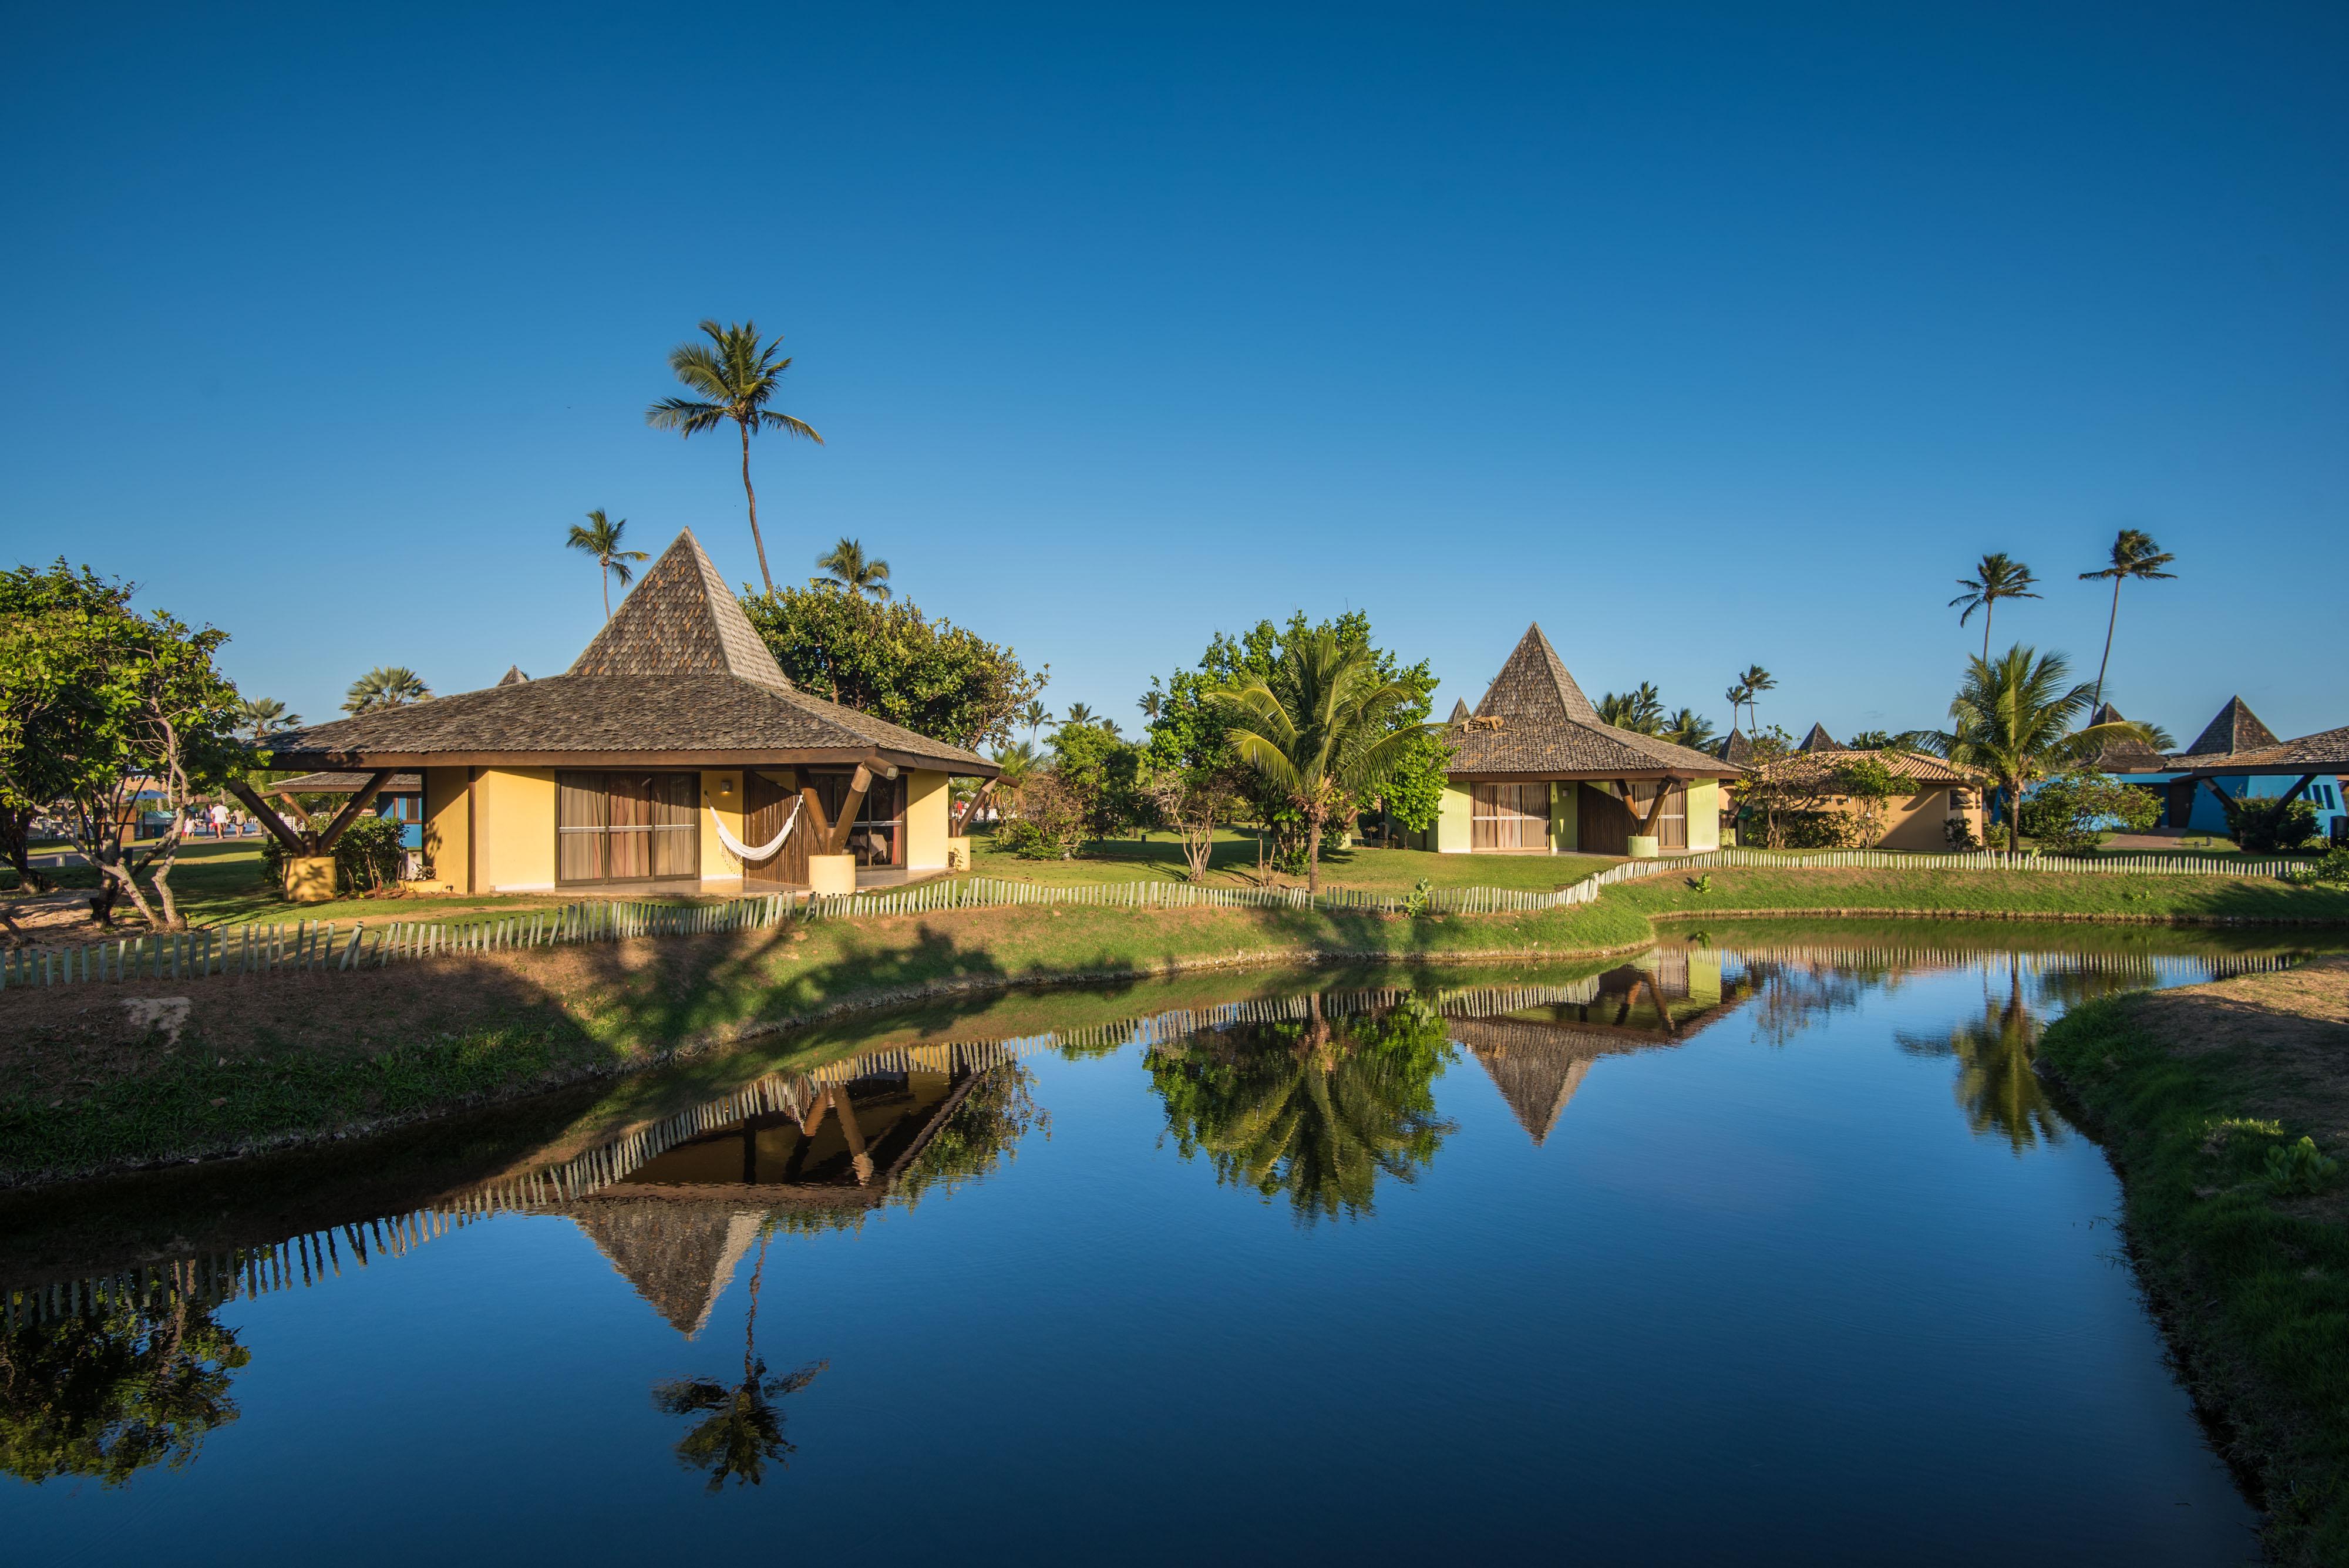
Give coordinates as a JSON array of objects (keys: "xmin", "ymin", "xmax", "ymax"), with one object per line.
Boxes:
[{"xmin": 4, "ymin": 2, "xmax": 2343, "ymax": 747}]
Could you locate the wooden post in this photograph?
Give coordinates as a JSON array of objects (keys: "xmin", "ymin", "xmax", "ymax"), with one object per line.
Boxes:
[
  {"xmin": 227, "ymin": 778, "xmax": 311, "ymax": 854},
  {"xmin": 314, "ymin": 770, "xmax": 396, "ymax": 852}
]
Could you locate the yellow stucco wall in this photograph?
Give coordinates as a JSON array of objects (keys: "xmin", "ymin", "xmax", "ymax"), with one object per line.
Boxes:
[
  {"xmin": 698, "ymin": 769, "xmax": 745, "ymax": 877},
  {"xmin": 1434, "ymin": 782, "xmax": 1473, "ymax": 852},
  {"xmin": 1876, "ymin": 789, "xmax": 1985, "ymax": 851},
  {"xmin": 474, "ymin": 768, "xmax": 556, "ymax": 890},
  {"xmin": 904, "ymin": 770, "xmax": 950, "ymax": 869},
  {"xmin": 422, "ymin": 767, "xmax": 473, "ymax": 892},
  {"xmin": 1685, "ymin": 778, "xmax": 1721, "ymax": 852}
]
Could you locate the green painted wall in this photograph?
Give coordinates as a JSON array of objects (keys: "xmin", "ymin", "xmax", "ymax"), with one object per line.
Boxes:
[
  {"xmin": 1435, "ymin": 782, "xmax": 1473, "ymax": 853},
  {"xmin": 1550, "ymin": 781, "xmax": 1577, "ymax": 850}
]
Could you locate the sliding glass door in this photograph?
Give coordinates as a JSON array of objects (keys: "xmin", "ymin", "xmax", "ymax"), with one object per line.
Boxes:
[
  {"xmin": 557, "ymin": 772, "xmax": 699, "ymax": 884},
  {"xmin": 1470, "ymin": 782, "xmax": 1549, "ymax": 850}
]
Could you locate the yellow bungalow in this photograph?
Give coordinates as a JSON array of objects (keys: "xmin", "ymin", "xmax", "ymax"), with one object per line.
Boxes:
[
  {"xmin": 245, "ymin": 529, "xmax": 995, "ymax": 900},
  {"xmin": 1433, "ymin": 625, "xmax": 1742, "ymax": 857}
]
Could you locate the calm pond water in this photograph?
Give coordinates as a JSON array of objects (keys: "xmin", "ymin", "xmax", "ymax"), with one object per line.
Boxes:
[{"xmin": 4, "ymin": 924, "xmax": 2333, "ymax": 1566}]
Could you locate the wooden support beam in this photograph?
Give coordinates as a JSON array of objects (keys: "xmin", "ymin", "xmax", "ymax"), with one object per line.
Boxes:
[
  {"xmin": 1634, "ymin": 779, "xmax": 1680, "ymax": 835},
  {"xmin": 797, "ymin": 786, "xmax": 836, "ymax": 854},
  {"xmin": 2200, "ymin": 776, "xmax": 2235, "ymax": 815},
  {"xmin": 2279, "ymin": 773, "xmax": 2320, "ymax": 807},
  {"xmin": 313, "ymin": 770, "xmax": 395, "ymax": 852},
  {"xmin": 953, "ymin": 778, "xmax": 998, "ymax": 833},
  {"xmin": 824, "ymin": 763, "xmax": 876, "ymax": 856},
  {"xmin": 226, "ymin": 778, "xmax": 310, "ymax": 855}
]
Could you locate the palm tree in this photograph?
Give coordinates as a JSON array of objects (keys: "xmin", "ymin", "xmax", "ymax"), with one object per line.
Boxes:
[
  {"xmin": 645, "ymin": 318, "xmax": 823, "ymax": 595},
  {"xmin": 565, "ymin": 508, "xmax": 648, "ymax": 621},
  {"xmin": 1949, "ymin": 552, "xmax": 2042, "ymax": 660},
  {"xmin": 1664, "ymin": 708, "xmax": 1717, "ymax": 751},
  {"xmin": 1736, "ymin": 665, "xmax": 1776, "ymax": 733},
  {"xmin": 2079, "ymin": 529, "xmax": 2178, "ymax": 709},
  {"xmin": 1214, "ymin": 628, "xmax": 1427, "ymax": 893},
  {"xmin": 1943, "ymin": 645, "xmax": 2158, "ymax": 853},
  {"xmin": 989, "ymin": 740, "xmax": 1039, "ymax": 817},
  {"xmin": 1062, "ymin": 702, "xmax": 1097, "ymax": 728},
  {"xmin": 649, "ymin": 1233, "xmax": 823, "ymax": 1492},
  {"xmin": 234, "ymin": 697, "xmax": 300, "ymax": 743},
  {"xmin": 1019, "ymin": 699, "xmax": 1051, "ymax": 742},
  {"xmin": 1138, "ymin": 689, "xmax": 1164, "ymax": 725},
  {"xmin": 343, "ymin": 667, "xmax": 430, "ymax": 715},
  {"xmin": 1099, "ymin": 718, "xmax": 1123, "ymax": 739},
  {"xmin": 813, "ymin": 537, "xmax": 891, "ymax": 600},
  {"xmin": 1724, "ymin": 679, "xmax": 1751, "ymax": 738},
  {"xmin": 1598, "ymin": 682, "xmax": 1666, "ymax": 735}
]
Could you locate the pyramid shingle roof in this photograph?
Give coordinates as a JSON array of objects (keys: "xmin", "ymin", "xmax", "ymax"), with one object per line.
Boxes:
[
  {"xmin": 1798, "ymin": 723, "xmax": 1840, "ymax": 753},
  {"xmin": 269, "ymin": 530, "xmax": 992, "ymax": 773},
  {"xmin": 2180, "ymin": 696, "xmax": 2280, "ymax": 758},
  {"xmin": 1445, "ymin": 625, "xmax": 1740, "ymax": 778}
]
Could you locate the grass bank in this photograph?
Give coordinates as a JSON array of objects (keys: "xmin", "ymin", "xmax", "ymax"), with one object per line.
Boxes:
[
  {"xmin": 5, "ymin": 865, "xmax": 2343, "ymax": 1188},
  {"xmin": 2038, "ymin": 960, "xmax": 2349, "ymax": 1567}
]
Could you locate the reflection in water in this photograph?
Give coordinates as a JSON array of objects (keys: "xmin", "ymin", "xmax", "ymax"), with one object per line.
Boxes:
[
  {"xmin": 0, "ymin": 941, "xmax": 2316, "ymax": 1493},
  {"xmin": 1147, "ymin": 994, "xmax": 1455, "ymax": 1223},
  {"xmin": 0, "ymin": 1265, "xmax": 247, "ymax": 1487}
]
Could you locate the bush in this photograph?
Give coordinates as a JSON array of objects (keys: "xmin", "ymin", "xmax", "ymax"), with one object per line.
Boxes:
[
  {"xmin": 992, "ymin": 775, "xmax": 1086, "ymax": 860},
  {"xmin": 1775, "ymin": 810, "xmax": 1853, "ymax": 850},
  {"xmin": 2017, "ymin": 769, "xmax": 2160, "ymax": 855},
  {"xmin": 258, "ymin": 812, "xmax": 405, "ymax": 894},
  {"xmin": 2222, "ymin": 795, "xmax": 2320, "ymax": 856},
  {"xmin": 1943, "ymin": 816, "xmax": 1981, "ymax": 851}
]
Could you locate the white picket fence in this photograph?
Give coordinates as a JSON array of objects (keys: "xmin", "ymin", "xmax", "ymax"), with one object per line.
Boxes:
[{"xmin": 0, "ymin": 847, "xmax": 2320, "ymax": 992}]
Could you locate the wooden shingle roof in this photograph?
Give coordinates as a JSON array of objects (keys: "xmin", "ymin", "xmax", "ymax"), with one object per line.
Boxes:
[
  {"xmin": 1445, "ymin": 625, "xmax": 1741, "ymax": 779},
  {"xmin": 2180, "ymin": 696, "xmax": 2280, "ymax": 758},
  {"xmin": 268, "ymin": 530, "xmax": 992, "ymax": 774},
  {"xmin": 1798, "ymin": 723, "xmax": 1840, "ymax": 753},
  {"xmin": 2176, "ymin": 724, "xmax": 2349, "ymax": 776},
  {"xmin": 2086, "ymin": 702, "xmax": 2168, "ymax": 772}
]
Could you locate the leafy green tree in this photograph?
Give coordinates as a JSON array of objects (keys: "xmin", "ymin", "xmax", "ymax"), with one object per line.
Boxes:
[
  {"xmin": 342, "ymin": 666, "xmax": 430, "ymax": 714},
  {"xmin": 0, "ymin": 1287, "xmax": 250, "ymax": 1486},
  {"xmin": 1844, "ymin": 728, "xmax": 1936, "ymax": 751},
  {"xmin": 813, "ymin": 537, "xmax": 890, "ymax": 600},
  {"xmin": 1943, "ymin": 645, "xmax": 2156, "ymax": 853},
  {"xmin": 645, "ymin": 318, "xmax": 823, "ymax": 595},
  {"xmin": 566, "ymin": 508, "xmax": 647, "ymax": 621},
  {"xmin": 740, "ymin": 586, "xmax": 1045, "ymax": 749},
  {"xmin": 1831, "ymin": 752, "xmax": 1903, "ymax": 848},
  {"xmin": 2017, "ymin": 767, "xmax": 2162, "ymax": 854},
  {"xmin": 1046, "ymin": 718, "xmax": 1144, "ymax": 842},
  {"xmin": 1145, "ymin": 611, "xmax": 1445, "ymax": 862},
  {"xmin": 1148, "ymin": 994, "xmax": 1455, "ymax": 1223},
  {"xmin": 1214, "ymin": 628, "xmax": 1429, "ymax": 893},
  {"xmin": 0, "ymin": 562, "xmax": 244, "ymax": 928},
  {"xmin": 2079, "ymin": 529, "xmax": 2176, "ymax": 710},
  {"xmin": 1949, "ymin": 552, "xmax": 2041, "ymax": 660}
]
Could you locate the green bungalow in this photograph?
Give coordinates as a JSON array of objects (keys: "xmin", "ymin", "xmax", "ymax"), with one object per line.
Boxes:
[{"xmin": 1431, "ymin": 624, "xmax": 1742, "ymax": 857}]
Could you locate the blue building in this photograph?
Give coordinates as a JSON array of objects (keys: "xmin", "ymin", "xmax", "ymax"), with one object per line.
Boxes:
[{"xmin": 2104, "ymin": 697, "xmax": 2348, "ymax": 841}]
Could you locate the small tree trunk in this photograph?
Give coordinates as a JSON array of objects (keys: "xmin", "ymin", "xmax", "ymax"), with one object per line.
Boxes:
[
  {"xmin": 149, "ymin": 823, "xmax": 187, "ymax": 930},
  {"xmin": 1305, "ymin": 813, "xmax": 1322, "ymax": 894},
  {"xmin": 2005, "ymin": 775, "xmax": 2022, "ymax": 854},
  {"xmin": 739, "ymin": 422, "xmax": 775, "ymax": 596}
]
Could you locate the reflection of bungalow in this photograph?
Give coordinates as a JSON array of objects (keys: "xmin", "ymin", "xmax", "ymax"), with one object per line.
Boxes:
[
  {"xmin": 1759, "ymin": 724, "xmax": 1989, "ymax": 850},
  {"xmin": 2095, "ymin": 696, "xmax": 2347, "ymax": 839},
  {"xmin": 1433, "ymin": 625, "xmax": 1741, "ymax": 856},
  {"xmin": 568, "ymin": 1063, "xmax": 983, "ymax": 1336},
  {"xmin": 250, "ymin": 531, "xmax": 995, "ymax": 896},
  {"xmin": 1458, "ymin": 950, "xmax": 1752, "ymax": 1143}
]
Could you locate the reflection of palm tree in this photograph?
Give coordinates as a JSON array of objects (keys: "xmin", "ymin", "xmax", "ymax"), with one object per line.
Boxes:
[
  {"xmin": 651, "ymin": 1233, "xmax": 825, "ymax": 1492},
  {"xmin": 1149, "ymin": 994, "xmax": 1454, "ymax": 1223},
  {"xmin": 1899, "ymin": 957, "xmax": 2067, "ymax": 1152}
]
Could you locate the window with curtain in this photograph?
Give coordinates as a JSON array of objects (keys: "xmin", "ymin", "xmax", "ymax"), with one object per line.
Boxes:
[
  {"xmin": 557, "ymin": 772, "xmax": 699, "ymax": 884},
  {"xmin": 1470, "ymin": 782, "xmax": 1549, "ymax": 849}
]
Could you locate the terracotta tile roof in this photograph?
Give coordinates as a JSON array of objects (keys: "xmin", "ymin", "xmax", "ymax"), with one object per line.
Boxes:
[
  {"xmin": 2180, "ymin": 695, "xmax": 2280, "ymax": 758},
  {"xmin": 1445, "ymin": 625, "xmax": 1741, "ymax": 778},
  {"xmin": 1759, "ymin": 748, "xmax": 1983, "ymax": 788},
  {"xmin": 270, "ymin": 530, "xmax": 990, "ymax": 773}
]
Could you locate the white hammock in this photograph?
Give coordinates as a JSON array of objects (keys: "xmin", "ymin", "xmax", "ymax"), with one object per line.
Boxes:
[{"xmin": 709, "ymin": 798, "xmax": 799, "ymax": 864}]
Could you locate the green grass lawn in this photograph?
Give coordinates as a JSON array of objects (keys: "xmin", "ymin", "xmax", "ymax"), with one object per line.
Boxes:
[{"xmin": 968, "ymin": 826, "xmax": 1620, "ymax": 892}]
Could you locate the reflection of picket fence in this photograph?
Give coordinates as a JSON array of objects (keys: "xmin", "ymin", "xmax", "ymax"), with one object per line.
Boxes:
[{"xmin": 0, "ymin": 848, "xmax": 2316, "ymax": 992}]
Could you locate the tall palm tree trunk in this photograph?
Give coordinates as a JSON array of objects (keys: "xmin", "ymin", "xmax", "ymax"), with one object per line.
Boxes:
[
  {"xmin": 2091, "ymin": 577, "xmax": 2121, "ymax": 709},
  {"xmin": 601, "ymin": 563, "xmax": 612, "ymax": 622},
  {"xmin": 1981, "ymin": 604, "xmax": 1991, "ymax": 662},
  {"xmin": 739, "ymin": 422, "xmax": 775, "ymax": 595},
  {"xmin": 1305, "ymin": 814, "xmax": 1322, "ymax": 894}
]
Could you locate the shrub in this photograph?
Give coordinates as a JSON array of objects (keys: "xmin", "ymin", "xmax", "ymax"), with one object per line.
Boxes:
[
  {"xmin": 2316, "ymin": 845, "xmax": 2349, "ymax": 883},
  {"xmin": 994, "ymin": 774, "xmax": 1085, "ymax": 860},
  {"xmin": 2017, "ymin": 769, "xmax": 2160, "ymax": 855},
  {"xmin": 1776, "ymin": 810, "xmax": 1853, "ymax": 850},
  {"xmin": 258, "ymin": 812, "xmax": 405, "ymax": 894},
  {"xmin": 2222, "ymin": 795, "xmax": 2320, "ymax": 855},
  {"xmin": 1943, "ymin": 816, "xmax": 1981, "ymax": 850},
  {"xmin": 2263, "ymin": 1135, "xmax": 2340, "ymax": 1197}
]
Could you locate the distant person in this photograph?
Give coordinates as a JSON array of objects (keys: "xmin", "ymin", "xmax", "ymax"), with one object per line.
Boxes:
[{"xmin": 210, "ymin": 801, "xmax": 231, "ymax": 839}]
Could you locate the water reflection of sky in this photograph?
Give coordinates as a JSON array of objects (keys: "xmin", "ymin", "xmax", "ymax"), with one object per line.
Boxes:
[{"xmin": 4, "ymin": 936, "xmax": 2316, "ymax": 1564}]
